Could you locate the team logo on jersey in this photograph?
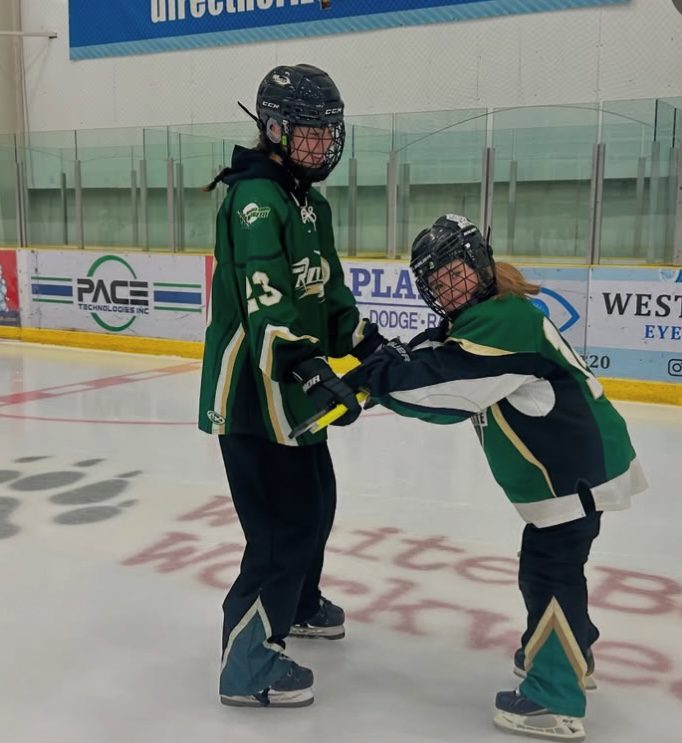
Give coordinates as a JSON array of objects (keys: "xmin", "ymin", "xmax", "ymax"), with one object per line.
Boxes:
[
  {"xmin": 292, "ymin": 255, "xmax": 329, "ymax": 299},
  {"xmin": 300, "ymin": 205, "xmax": 317, "ymax": 229},
  {"xmin": 207, "ymin": 410, "xmax": 226, "ymax": 426},
  {"xmin": 239, "ymin": 203, "xmax": 271, "ymax": 229}
]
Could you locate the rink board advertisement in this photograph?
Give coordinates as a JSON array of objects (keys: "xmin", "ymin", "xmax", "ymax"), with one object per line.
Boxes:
[
  {"xmin": 0, "ymin": 249, "xmax": 21, "ymax": 328},
  {"xmin": 585, "ymin": 267, "xmax": 682, "ymax": 383},
  {"xmin": 20, "ymin": 250, "xmax": 205, "ymax": 340},
  {"xmin": 68, "ymin": 0, "xmax": 629, "ymax": 60},
  {"xmin": 11, "ymin": 250, "xmax": 681, "ymax": 384},
  {"xmin": 343, "ymin": 261, "xmax": 682, "ymax": 384}
]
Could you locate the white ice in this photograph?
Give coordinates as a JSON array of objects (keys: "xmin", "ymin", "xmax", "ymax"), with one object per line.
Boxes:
[{"xmin": 1, "ymin": 341, "xmax": 681, "ymax": 743}]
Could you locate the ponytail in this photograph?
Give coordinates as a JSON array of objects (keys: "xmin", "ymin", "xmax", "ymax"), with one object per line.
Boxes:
[
  {"xmin": 202, "ymin": 166, "xmax": 231, "ymax": 193},
  {"xmin": 494, "ymin": 262, "xmax": 541, "ymax": 298}
]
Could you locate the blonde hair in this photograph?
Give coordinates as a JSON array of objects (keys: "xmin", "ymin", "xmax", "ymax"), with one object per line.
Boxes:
[{"xmin": 494, "ymin": 262, "xmax": 541, "ymax": 298}]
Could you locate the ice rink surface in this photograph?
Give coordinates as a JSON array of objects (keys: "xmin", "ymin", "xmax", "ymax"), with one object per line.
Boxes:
[{"xmin": 1, "ymin": 341, "xmax": 681, "ymax": 743}]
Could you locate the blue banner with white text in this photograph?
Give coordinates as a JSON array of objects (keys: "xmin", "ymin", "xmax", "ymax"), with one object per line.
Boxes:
[{"xmin": 69, "ymin": 0, "xmax": 630, "ymax": 60}]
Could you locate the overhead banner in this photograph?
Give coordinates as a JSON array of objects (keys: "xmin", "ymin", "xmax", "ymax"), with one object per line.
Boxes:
[
  {"xmin": 20, "ymin": 250, "xmax": 206, "ymax": 340},
  {"xmin": 68, "ymin": 0, "xmax": 630, "ymax": 60}
]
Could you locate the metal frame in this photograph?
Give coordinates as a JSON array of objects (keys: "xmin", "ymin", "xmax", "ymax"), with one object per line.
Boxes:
[
  {"xmin": 507, "ymin": 160, "xmax": 518, "ymax": 254},
  {"xmin": 398, "ymin": 161, "xmax": 411, "ymax": 254},
  {"xmin": 647, "ymin": 141, "xmax": 661, "ymax": 263},
  {"xmin": 587, "ymin": 143, "xmax": 606, "ymax": 264},
  {"xmin": 0, "ymin": 30, "xmax": 58, "ymax": 38},
  {"xmin": 347, "ymin": 157, "xmax": 358, "ymax": 257},
  {"xmin": 166, "ymin": 158, "xmax": 176, "ymax": 252},
  {"xmin": 480, "ymin": 147, "xmax": 495, "ymax": 238},
  {"xmin": 386, "ymin": 150, "xmax": 398, "ymax": 258},
  {"xmin": 673, "ymin": 147, "xmax": 682, "ymax": 265},
  {"xmin": 175, "ymin": 160, "xmax": 185, "ymax": 251},
  {"xmin": 60, "ymin": 171, "xmax": 68, "ymax": 245},
  {"xmin": 14, "ymin": 160, "xmax": 26, "ymax": 247},
  {"xmin": 139, "ymin": 159, "xmax": 149, "ymax": 251},
  {"xmin": 634, "ymin": 156, "xmax": 646, "ymax": 254},
  {"xmin": 131, "ymin": 169, "xmax": 139, "ymax": 248},
  {"xmin": 73, "ymin": 159, "xmax": 84, "ymax": 249}
]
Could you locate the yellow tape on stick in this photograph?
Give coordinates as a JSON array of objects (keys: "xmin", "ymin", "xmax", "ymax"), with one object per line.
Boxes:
[{"xmin": 289, "ymin": 392, "xmax": 369, "ymax": 439}]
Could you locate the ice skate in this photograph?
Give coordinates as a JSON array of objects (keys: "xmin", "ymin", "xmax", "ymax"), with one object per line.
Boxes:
[
  {"xmin": 493, "ymin": 690, "xmax": 585, "ymax": 741},
  {"xmin": 220, "ymin": 656, "xmax": 314, "ymax": 708},
  {"xmin": 290, "ymin": 596, "xmax": 345, "ymax": 640}
]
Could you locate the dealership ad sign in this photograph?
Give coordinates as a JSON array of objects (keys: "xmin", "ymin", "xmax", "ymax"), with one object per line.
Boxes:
[
  {"xmin": 343, "ymin": 261, "xmax": 589, "ymax": 348},
  {"xmin": 0, "ymin": 249, "xmax": 21, "ymax": 328},
  {"xmin": 20, "ymin": 251, "xmax": 205, "ymax": 340},
  {"xmin": 68, "ymin": 0, "xmax": 630, "ymax": 60}
]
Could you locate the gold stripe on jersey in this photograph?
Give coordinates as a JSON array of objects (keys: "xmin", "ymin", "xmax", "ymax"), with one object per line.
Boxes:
[
  {"xmin": 491, "ymin": 402, "xmax": 557, "ymax": 497},
  {"xmin": 447, "ymin": 337, "xmax": 516, "ymax": 356},
  {"xmin": 212, "ymin": 325, "xmax": 246, "ymax": 434},
  {"xmin": 206, "ymin": 257, "xmax": 217, "ymax": 329}
]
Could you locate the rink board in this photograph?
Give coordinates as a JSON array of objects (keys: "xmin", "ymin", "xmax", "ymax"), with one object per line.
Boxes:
[{"xmin": 3, "ymin": 249, "xmax": 682, "ymax": 389}]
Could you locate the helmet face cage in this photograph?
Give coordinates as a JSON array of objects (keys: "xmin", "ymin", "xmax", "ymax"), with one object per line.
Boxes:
[
  {"xmin": 410, "ymin": 217, "xmax": 496, "ymax": 319},
  {"xmin": 256, "ymin": 64, "xmax": 345, "ymax": 183}
]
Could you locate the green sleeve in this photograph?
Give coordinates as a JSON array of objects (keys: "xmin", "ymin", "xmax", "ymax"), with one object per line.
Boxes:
[
  {"xmin": 315, "ymin": 196, "xmax": 365, "ymax": 358},
  {"xmin": 228, "ymin": 182, "xmax": 321, "ymax": 382}
]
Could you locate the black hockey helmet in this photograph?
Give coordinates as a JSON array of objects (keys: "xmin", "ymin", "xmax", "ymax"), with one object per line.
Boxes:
[
  {"xmin": 410, "ymin": 215, "xmax": 497, "ymax": 319},
  {"xmin": 253, "ymin": 64, "xmax": 345, "ymax": 183}
]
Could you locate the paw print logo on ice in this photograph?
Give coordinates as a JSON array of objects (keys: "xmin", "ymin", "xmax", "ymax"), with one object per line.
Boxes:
[{"xmin": 0, "ymin": 456, "xmax": 141, "ymax": 540}]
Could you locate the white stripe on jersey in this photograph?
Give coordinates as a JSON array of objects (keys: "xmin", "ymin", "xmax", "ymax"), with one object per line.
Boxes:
[{"xmin": 388, "ymin": 373, "xmax": 536, "ymax": 415}]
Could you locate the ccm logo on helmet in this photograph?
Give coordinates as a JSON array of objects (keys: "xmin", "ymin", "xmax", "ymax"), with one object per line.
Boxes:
[
  {"xmin": 262, "ymin": 101, "xmax": 280, "ymax": 109},
  {"xmin": 325, "ymin": 107, "xmax": 342, "ymax": 115}
]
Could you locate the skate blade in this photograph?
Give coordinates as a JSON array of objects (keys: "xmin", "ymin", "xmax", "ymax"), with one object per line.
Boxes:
[
  {"xmin": 289, "ymin": 625, "xmax": 345, "ymax": 640},
  {"xmin": 493, "ymin": 709, "xmax": 585, "ymax": 742},
  {"xmin": 513, "ymin": 666, "xmax": 597, "ymax": 691},
  {"xmin": 220, "ymin": 688, "xmax": 314, "ymax": 708}
]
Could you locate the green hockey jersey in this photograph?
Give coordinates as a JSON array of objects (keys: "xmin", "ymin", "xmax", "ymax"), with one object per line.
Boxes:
[
  {"xmin": 357, "ymin": 294, "xmax": 647, "ymax": 527},
  {"xmin": 198, "ymin": 147, "xmax": 367, "ymax": 446}
]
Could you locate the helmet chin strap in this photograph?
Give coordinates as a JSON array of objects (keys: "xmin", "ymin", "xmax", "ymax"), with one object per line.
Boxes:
[{"xmin": 237, "ymin": 100, "xmax": 259, "ymax": 126}]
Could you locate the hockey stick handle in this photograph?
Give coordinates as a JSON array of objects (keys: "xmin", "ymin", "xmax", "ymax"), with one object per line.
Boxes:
[{"xmin": 289, "ymin": 391, "xmax": 369, "ymax": 439}]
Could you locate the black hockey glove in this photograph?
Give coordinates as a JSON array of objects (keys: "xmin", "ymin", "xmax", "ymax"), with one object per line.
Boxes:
[
  {"xmin": 343, "ymin": 338, "xmax": 412, "ymax": 406},
  {"xmin": 290, "ymin": 357, "xmax": 362, "ymax": 427},
  {"xmin": 381, "ymin": 338, "xmax": 413, "ymax": 363},
  {"xmin": 408, "ymin": 318, "xmax": 450, "ymax": 349},
  {"xmin": 350, "ymin": 321, "xmax": 388, "ymax": 361}
]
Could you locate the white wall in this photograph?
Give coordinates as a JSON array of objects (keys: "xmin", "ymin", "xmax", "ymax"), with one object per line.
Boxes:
[
  {"xmin": 19, "ymin": 0, "xmax": 682, "ymax": 132},
  {"xmin": 0, "ymin": 0, "xmax": 23, "ymax": 134}
]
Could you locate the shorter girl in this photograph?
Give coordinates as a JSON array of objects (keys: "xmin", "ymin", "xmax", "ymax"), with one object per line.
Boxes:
[{"xmin": 343, "ymin": 214, "xmax": 647, "ymax": 741}]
